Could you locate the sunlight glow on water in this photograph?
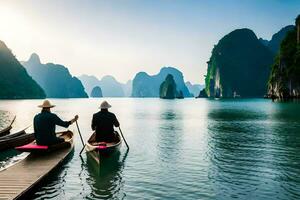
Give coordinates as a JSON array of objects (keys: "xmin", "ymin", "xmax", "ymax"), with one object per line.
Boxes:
[{"xmin": 0, "ymin": 98, "xmax": 300, "ymax": 199}]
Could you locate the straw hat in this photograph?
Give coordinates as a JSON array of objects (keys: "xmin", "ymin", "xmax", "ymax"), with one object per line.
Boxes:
[
  {"xmin": 38, "ymin": 100, "xmax": 55, "ymax": 108},
  {"xmin": 99, "ymin": 101, "xmax": 111, "ymax": 109}
]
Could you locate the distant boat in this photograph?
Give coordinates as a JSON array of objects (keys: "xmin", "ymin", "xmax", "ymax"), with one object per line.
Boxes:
[{"xmin": 233, "ymin": 91, "xmax": 241, "ymax": 98}]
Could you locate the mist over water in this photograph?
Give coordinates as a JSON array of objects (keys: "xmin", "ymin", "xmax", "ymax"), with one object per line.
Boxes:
[{"xmin": 0, "ymin": 98, "xmax": 300, "ymax": 199}]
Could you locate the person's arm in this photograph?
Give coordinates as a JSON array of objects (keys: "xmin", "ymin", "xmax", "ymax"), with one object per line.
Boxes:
[
  {"xmin": 91, "ymin": 114, "xmax": 96, "ymax": 131},
  {"xmin": 53, "ymin": 114, "xmax": 78, "ymax": 128},
  {"xmin": 113, "ymin": 114, "xmax": 120, "ymax": 127},
  {"xmin": 53, "ymin": 114, "xmax": 71, "ymax": 128}
]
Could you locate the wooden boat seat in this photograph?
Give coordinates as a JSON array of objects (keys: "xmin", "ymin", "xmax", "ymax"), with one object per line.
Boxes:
[
  {"xmin": 90, "ymin": 141, "xmax": 118, "ymax": 147},
  {"xmin": 96, "ymin": 145, "xmax": 108, "ymax": 150},
  {"xmin": 16, "ymin": 144, "xmax": 48, "ymax": 150}
]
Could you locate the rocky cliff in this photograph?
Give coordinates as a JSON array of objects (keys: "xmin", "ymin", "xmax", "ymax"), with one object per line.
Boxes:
[
  {"xmin": 132, "ymin": 67, "xmax": 192, "ymax": 97},
  {"xmin": 90, "ymin": 86, "xmax": 103, "ymax": 97},
  {"xmin": 268, "ymin": 15, "xmax": 300, "ymax": 99},
  {"xmin": 185, "ymin": 82, "xmax": 204, "ymax": 97},
  {"xmin": 205, "ymin": 29, "xmax": 274, "ymax": 98},
  {"xmin": 261, "ymin": 25, "xmax": 295, "ymax": 54},
  {"xmin": 159, "ymin": 74, "xmax": 177, "ymax": 99},
  {"xmin": 22, "ymin": 53, "xmax": 88, "ymax": 98},
  {"xmin": 78, "ymin": 75, "xmax": 126, "ymax": 97},
  {"xmin": 0, "ymin": 41, "xmax": 45, "ymax": 99}
]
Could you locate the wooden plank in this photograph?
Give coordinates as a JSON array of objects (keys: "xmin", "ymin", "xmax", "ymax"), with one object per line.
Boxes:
[{"xmin": 0, "ymin": 133, "xmax": 74, "ymax": 200}]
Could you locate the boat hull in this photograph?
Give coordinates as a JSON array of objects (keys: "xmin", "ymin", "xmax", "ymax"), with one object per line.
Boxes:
[
  {"xmin": 0, "ymin": 126, "xmax": 12, "ymax": 137},
  {"xmin": 86, "ymin": 131, "xmax": 122, "ymax": 164},
  {"xmin": 0, "ymin": 131, "xmax": 74, "ymax": 199},
  {"xmin": 0, "ymin": 131, "xmax": 34, "ymax": 151},
  {"xmin": 15, "ymin": 131, "xmax": 74, "ymax": 153}
]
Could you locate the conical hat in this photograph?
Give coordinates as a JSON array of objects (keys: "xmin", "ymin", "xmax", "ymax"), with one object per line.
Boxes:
[
  {"xmin": 99, "ymin": 101, "xmax": 111, "ymax": 109},
  {"xmin": 38, "ymin": 100, "xmax": 55, "ymax": 108}
]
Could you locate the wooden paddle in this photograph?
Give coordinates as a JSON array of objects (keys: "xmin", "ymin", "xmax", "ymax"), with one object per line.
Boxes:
[
  {"xmin": 9, "ymin": 116, "xmax": 16, "ymax": 127},
  {"xmin": 119, "ymin": 127, "xmax": 129, "ymax": 150},
  {"xmin": 75, "ymin": 120, "xmax": 86, "ymax": 155}
]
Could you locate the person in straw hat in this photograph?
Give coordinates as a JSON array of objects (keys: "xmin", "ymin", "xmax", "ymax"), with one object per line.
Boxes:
[
  {"xmin": 91, "ymin": 100, "xmax": 120, "ymax": 142},
  {"xmin": 34, "ymin": 100, "xmax": 78, "ymax": 146}
]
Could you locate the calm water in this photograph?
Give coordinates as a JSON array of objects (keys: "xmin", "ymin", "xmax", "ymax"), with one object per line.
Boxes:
[{"xmin": 0, "ymin": 98, "xmax": 300, "ymax": 200}]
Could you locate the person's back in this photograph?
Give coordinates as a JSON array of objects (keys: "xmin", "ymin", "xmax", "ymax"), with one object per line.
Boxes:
[
  {"xmin": 34, "ymin": 100, "xmax": 78, "ymax": 146},
  {"xmin": 91, "ymin": 101, "xmax": 119, "ymax": 142}
]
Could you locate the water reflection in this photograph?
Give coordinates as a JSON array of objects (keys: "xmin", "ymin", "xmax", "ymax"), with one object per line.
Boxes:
[
  {"xmin": 158, "ymin": 103, "xmax": 183, "ymax": 163},
  {"xmin": 1, "ymin": 99, "xmax": 300, "ymax": 200},
  {"xmin": 207, "ymin": 101, "xmax": 300, "ymax": 199},
  {"xmin": 0, "ymin": 149, "xmax": 22, "ymax": 170},
  {"xmin": 267, "ymin": 103, "xmax": 300, "ymax": 199},
  {"xmin": 31, "ymin": 149, "xmax": 75, "ymax": 199},
  {"xmin": 85, "ymin": 150, "xmax": 128, "ymax": 199}
]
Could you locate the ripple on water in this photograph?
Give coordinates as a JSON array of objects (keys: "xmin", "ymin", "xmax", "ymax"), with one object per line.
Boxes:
[
  {"xmin": 206, "ymin": 109, "xmax": 300, "ymax": 199},
  {"xmin": 0, "ymin": 99, "xmax": 300, "ymax": 200}
]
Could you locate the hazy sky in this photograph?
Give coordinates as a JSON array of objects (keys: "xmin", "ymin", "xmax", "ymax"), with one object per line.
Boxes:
[{"xmin": 0, "ymin": 0, "xmax": 299, "ymax": 84}]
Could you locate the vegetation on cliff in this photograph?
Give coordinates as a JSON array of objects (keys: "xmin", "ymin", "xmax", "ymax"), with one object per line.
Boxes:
[
  {"xmin": 0, "ymin": 41, "xmax": 45, "ymax": 99},
  {"xmin": 197, "ymin": 89, "xmax": 208, "ymax": 98},
  {"xmin": 204, "ymin": 28, "xmax": 274, "ymax": 98},
  {"xmin": 268, "ymin": 15, "xmax": 300, "ymax": 99}
]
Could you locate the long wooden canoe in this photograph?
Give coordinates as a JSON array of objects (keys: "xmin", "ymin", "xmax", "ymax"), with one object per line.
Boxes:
[
  {"xmin": 0, "ymin": 130, "xmax": 25, "ymax": 140},
  {"xmin": 0, "ymin": 130, "xmax": 34, "ymax": 151},
  {"xmin": 0, "ymin": 130, "xmax": 74, "ymax": 199},
  {"xmin": 0, "ymin": 116, "xmax": 16, "ymax": 137},
  {"xmin": 86, "ymin": 131, "xmax": 122, "ymax": 164}
]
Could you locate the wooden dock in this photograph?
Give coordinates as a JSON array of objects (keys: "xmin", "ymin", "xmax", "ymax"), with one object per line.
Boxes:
[{"xmin": 0, "ymin": 145, "xmax": 74, "ymax": 200}]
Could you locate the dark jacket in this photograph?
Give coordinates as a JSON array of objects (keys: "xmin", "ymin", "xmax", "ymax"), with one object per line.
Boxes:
[
  {"xmin": 34, "ymin": 110, "xmax": 71, "ymax": 145},
  {"xmin": 91, "ymin": 109, "xmax": 119, "ymax": 142}
]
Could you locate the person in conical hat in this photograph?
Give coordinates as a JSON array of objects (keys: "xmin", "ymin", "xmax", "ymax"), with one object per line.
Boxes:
[
  {"xmin": 34, "ymin": 100, "xmax": 78, "ymax": 146},
  {"xmin": 91, "ymin": 100, "xmax": 120, "ymax": 142}
]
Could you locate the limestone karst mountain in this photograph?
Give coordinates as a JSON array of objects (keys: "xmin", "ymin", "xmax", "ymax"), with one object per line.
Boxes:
[
  {"xmin": 268, "ymin": 15, "xmax": 300, "ymax": 99},
  {"xmin": 90, "ymin": 86, "xmax": 103, "ymax": 97},
  {"xmin": 205, "ymin": 28, "xmax": 274, "ymax": 98},
  {"xmin": 132, "ymin": 67, "xmax": 192, "ymax": 97},
  {"xmin": 78, "ymin": 75, "xmax": 127, "ymax": 97},
  {"xmin": 0, "ymin": 42, "xmax": 45, "ymax": 99},
  {"xmin": 22, "ymin": 53, "xmax": 88, "ymax": 98}
]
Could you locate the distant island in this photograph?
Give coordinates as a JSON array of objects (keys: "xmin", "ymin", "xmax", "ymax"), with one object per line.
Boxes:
[
  {"xmin": 185, "ymin": 81, "xmax": 204, "ymax": 97},
  {"xmin": 90, "ymin": 86, "xmax": 103, "ymax": 98},
  {"xmin": 22, "ymin": 53, "xmax": 88, "ymax": 98},
  {"xmin": 0, "ymin": 41, "xmax": 45, "ymax": 99},
  {"xmin": 159, "ymin": 74, "xmax": 184, "ymax": 99},
  {"xmin": 79, "ymin": 67, "xmax": 197, "ymax": 99},
  {"xmin": 78, "ymin": 75, "xmax": 128, "ymax": 97},
  {"xmin": 268, "ymin": 15, "xmax": 300, "ymax": 99},
  {"xmin": 132, "ymin": 67, "xmax": 192, "ymax": 98}
]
